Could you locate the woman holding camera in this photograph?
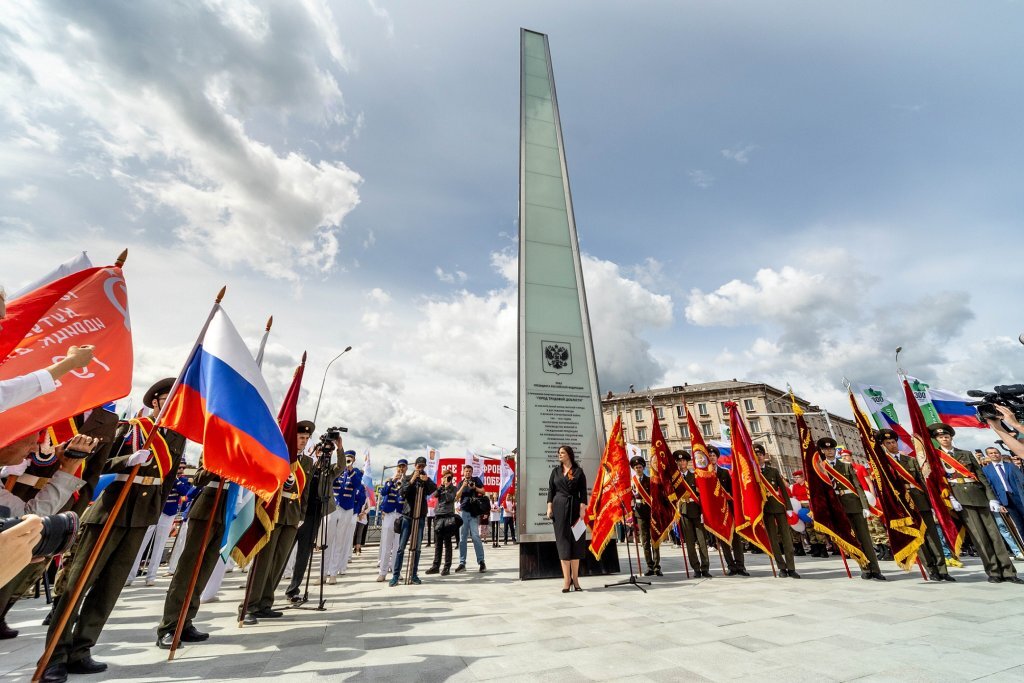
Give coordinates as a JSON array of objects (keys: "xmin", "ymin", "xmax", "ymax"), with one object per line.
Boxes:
[
  {"xmin": 547, "ymin": 444, "xmax": 587, "ymax": 593},
  {"xmin": 426, "ymin": 472, "xmax": 460, "ymax": 575}
]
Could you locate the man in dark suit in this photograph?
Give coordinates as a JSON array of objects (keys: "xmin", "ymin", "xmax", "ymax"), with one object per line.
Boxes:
[
  {"xmin": 982, "ymin": 445, "xmax": 1024, "ymax": 559},
  {"xmin": 629, "ymin": 456, "xmax": 660, "ymax": 576}
]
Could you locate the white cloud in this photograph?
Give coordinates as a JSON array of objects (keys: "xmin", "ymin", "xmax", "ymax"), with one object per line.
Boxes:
[
  {"xmin": 721, "ymin": 144, "xmax": 757, "ymax": 165},
  {"xmin": 10, "ymin": 184, "xmax": 38, "ymax": 202},
  {"xmin": 0, "ymin": 1, "xmax": 363, "ymax": 281},
  {"xmin": 688, "ymin": 169, "xmax": 714, "ymax": 189},
  {"xmin": 434, "ymin": 266, "xmax": 468, "ymax": 284}
]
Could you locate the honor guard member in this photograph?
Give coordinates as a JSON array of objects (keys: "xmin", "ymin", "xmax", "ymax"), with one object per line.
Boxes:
[
  {"xmin": 324, "ymin": 451, "xmax": 363, "ymax": 581},
  {"xmin": 239, "ymin": 421, "xmax": 315, "ymax": 624},
  {"xmin": 1, "ymin": 410, "xmax": 114, "ymax": 640},
  {"xmin": 818, "ymin": 437, "xmax": 885, "ymax": 580},
  {"xmin": 155, "ymin": 453, "xmax": 230, "ymax": 648},
  {"xmin": 41, "ymin": 379, "xmax": 186, "ymax": 682},
  {"xmin": 930, "ymin": 423, "xmax": 1022, "ymax": 584},
  {"xmin": 709, "ymin": 446, "xmax": 748, "ymax": 575},
  {"xmin": 376, "ymin": 459, "xmax": 408, "ymax": 582},
  {"xmin": 755, "ymin": 444, "xmax": 800, "ymax": 578},
  {"xmin": 673, "ymin": 451, "xmax": 711, "ymax": 578},
  {"xmin": 630, "ymin": 456, "xmax": 661, "ymax": 576},
  {"xmin": 874, "ymin": 429, "xmax": 951, "ymax": 581}
]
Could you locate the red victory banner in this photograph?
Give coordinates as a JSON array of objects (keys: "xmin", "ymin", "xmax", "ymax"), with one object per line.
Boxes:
[
  {"xmin": 686, "ymin": 405, "xmax": 733, "ymax": 544},
  {"xmin": 0, "ymin": 259, "xmax": 132, "ymax": 448},
  {"xmin": 725, "ymin": 401, "xmax": 772, "ymax": 554},
  {"xmin": 586, "ymin": 414, "xmax": 631, "ymax": 559}
]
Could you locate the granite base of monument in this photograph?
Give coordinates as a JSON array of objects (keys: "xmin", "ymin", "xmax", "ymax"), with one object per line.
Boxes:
[{"xmin": 518, "ymin": 540, "xmax": 620, "ymax": 580}]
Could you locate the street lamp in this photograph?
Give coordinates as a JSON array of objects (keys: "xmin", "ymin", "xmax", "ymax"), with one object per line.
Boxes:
[
  {"xmin": 502, "ymin": 405, "xmax": 518, "ymax": 413},
  {"xmin": 312, "ymin": 346, "xmax": 352, "ymax": 425}
]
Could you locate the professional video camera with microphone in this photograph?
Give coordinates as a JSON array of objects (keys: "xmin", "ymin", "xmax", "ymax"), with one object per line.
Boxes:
[
  {"xmin": 313, "ymin": 426, "xmax": 348, "ymax": 469},
  {"xmin": 0, "ymin": 511, "xmax": 79, "ymax": 559},
  {"xmin": 966, "ymin": 384, "xmax": 1024, "ymax": 423}
]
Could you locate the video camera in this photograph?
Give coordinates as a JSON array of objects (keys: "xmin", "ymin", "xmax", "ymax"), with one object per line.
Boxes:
[
  {"xmin": 312, "ymin": 426, "xmax": 348, "ymax": 472},
  {"xmin": 967, "ymin": 384, "xmax": 1024, "ymax": 424},
  {"xmin": 0, "ymin": 511, "xmax": 79, "ymax": 559}
]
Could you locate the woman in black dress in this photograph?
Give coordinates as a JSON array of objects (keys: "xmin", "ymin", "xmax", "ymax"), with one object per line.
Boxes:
[{"xmin": 547, "ymin": 444, "xmax": 587, "ymax": 592}]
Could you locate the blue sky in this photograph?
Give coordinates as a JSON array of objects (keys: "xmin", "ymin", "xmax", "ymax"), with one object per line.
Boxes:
[{"xmin": 2, "ymin": 1, "xmax": 1022, "ymax": 462}]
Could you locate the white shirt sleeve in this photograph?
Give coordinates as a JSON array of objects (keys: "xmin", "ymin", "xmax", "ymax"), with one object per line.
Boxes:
[
  {"xmin": 0, "ymin": 471, "xmax": 85, "ymax": 517},
  {"xmin": 0, "ymin": 369, "xmax": 57, "ymax": 413}
]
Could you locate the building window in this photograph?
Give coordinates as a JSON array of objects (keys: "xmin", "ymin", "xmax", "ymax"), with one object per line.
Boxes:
[
  {"xmin": 637, "ymin": 427, "xmax": 648, "ymax": 441},
  {"xmin": 641, "ymin": 448, "xmax": 649, "ymax": 458},
  {"xmin": 634, "ymin": 409, "xmax": 644, "ymax": 422},
  {"xmin": 698, "ymin": 403, "xmax": 709, "ymax": 417},
  {"xmin": 749, "ymin": 418, "xmax": 762, "ymax": 434},
  {"xmin": 679, "ymin": 423, "xmax": 690, "ymax": 438},
  {"xmin": 744, "ymin": 398, "xmax": 755, "ymax": 412},
  {"xmin": 675, "ymin": 405, "xmax": 686, "ymax": 418},
  {"xmin": 722, "ymin": 403, "xmax": 731, "ymax": 416},
  {"xmin": 701, "ymin": 422, "xmax": 713, "ymax": 437},
  {"xmin": 656, "ymin": 406, "xmax": 665, "ymax": 420}
]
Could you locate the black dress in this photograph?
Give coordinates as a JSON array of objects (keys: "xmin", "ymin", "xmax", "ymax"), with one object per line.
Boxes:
[{"xmin": 548, "ymin": 464, "xmax": 588, "ymax": 560}]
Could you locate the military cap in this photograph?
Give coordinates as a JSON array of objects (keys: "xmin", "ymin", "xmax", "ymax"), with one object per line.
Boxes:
[
  {"xmin": 297, "ymin": 420, "xmax": 316, "ymax": 435},
  {"xmin": 629, "ymin": 456, "xmax": 646, "ymax": 468},
  {"xmin": 792, "ymin": 470, "xmax": 804, "ymax": 477},
  {"xmin": 874, "ymin": 428, "xmax": 898, "ymax": 444},
  {"xmin": 143, "ymin": 377, "xmax": 175, "ymax": 406},
  {"xmin": 344, "ymin": 450, "xmax": 356, "ymax": 457},
  {"xmin": 816, "ymin": 436, "xmax": 837, "ymax": 451},
  {"xmin": 414, "ymin": 455, "xmax": 428, "ymax": 465},
  {"xmin": 707, "ymin": 445, "xmax": 720, "ymax": 456},
  {"xmin": 673, "ymin": 449, "xmax": 691, "ymax": 461},
  {"xmin": 928, "ymin": 422, "xmax": 955, "ymax": 438},
  {"xmin": 752, "ymin": 443, "xmax": 766, "ymax": 455},
  {"xmin": 396, "ymin": 458, "xmax": 409, "ymax": 466}
]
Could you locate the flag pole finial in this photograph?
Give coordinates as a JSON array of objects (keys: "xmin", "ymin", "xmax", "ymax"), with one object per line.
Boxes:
[
  {"xmin": 265, "ymin": 316, "xmax": 273, "ymax": 331},
  {"xmin": 301, "ymin": 350, "xmax": 307, "ymax": 364},
  {"xmin": 215, "ymin": 286, "xmax": 227, "ymax": 303},
  {"xmin": 115, "ymin": 249, "xmax": 128, "ymax": 267},
  {"xmin": 895, "ymin": 346, "xmax": 905, "ymax": 378}
]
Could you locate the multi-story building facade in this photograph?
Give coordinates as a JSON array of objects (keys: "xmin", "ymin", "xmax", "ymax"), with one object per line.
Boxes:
[{"xmin": 600, "ymin": 380, "xmax": 866, "ymax": 479}]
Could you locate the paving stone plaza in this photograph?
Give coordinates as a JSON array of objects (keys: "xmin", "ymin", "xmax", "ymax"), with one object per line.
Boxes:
[{"xmin": 4, "ymin": 543, "xmax": 1024, "ymax": 682}]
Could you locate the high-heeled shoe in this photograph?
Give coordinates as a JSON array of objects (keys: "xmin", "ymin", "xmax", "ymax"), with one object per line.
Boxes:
[
  {"xmin": 572, "ymin": 582, "xmax": 583, "ymax": 592},
  {"xmin": 561, "ymin": 587, "xmax": 570, "ymax": 593}
]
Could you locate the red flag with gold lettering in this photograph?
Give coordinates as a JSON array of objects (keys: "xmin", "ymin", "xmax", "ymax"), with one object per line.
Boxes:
[
  {"xmin": 648, "ymin": 407, "xmax": 695, "ymax": 545},
  {"xmin": 586, "ymin": 414, "xmax": 630, "ymax": 559},
  {"xmin": 725, "ymin": 401, "xmax": 772, "ymax": 553},
  {"xmin": 686, "ymin": 406, "xmax": 733, "ymax": 544}
]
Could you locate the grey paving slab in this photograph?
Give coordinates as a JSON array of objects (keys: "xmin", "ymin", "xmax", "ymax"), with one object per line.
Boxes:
[{"xmin": 1, "ymin": 545, "xmax": 1022, "ymax": 681}]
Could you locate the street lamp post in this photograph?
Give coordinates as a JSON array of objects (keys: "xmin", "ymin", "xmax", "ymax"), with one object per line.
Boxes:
[{"xmin": 312, "ymin": 346, "xmax": 353, "ymax": 425}]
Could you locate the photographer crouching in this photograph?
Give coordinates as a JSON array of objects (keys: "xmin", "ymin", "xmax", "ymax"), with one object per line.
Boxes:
[{"xmin": 389, "ymin": 456, "xmax": 436, "ymax": 586}]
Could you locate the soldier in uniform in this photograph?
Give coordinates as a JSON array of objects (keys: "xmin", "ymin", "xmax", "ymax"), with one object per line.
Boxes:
[
  {"xmin": 376, "ymin": 459, "xmax": 407, "ymax": 582},
  {"xmin": 930, "ymin": 423, "xmax": 1022, "ymax": 584},
  {"xmin": 818, "ymin": 437, "xmax": 885, "ymax": 581},
  {"xmin": 673, "ymin": 451, "xmax": 711, "ymax": 578},
  {"xmin": 755, "ymin": 444, "xmax": 800, "ymax": 578},
  {"xmin": 154, "ymin": 454, "xmax": 230, "ymax": 648},
  {"xmin": 629, "ymin": 456, "xmax": 660, "ymax": 576},
  {"xmin": 41, "ymin": 378, "xmax": 186, "ymax": 682},
  {"xmin": 239, "ymin": 420, "xmax": 314, "ymax": 624},
  {"xmin": 874, "ymin": 428, "xmax": 951, "ymax": 581},
  {"xmin": 709, "ymin": 446, "xmax": 748, "ymax": 576}
]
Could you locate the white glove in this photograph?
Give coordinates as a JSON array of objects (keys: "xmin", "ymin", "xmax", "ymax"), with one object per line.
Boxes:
[
  {"xmin": 862, "ymin": 509, "xmax": 871, "ymax": 519},
  {"xmin": 126, "ymin": 449, "xmax": 152, "ymax": 467},
  {"xmin": 1, "ymin": 458, "xmax": 30, "ymax": 477},
  {"xmin": 950, "ymin": 496, "xmax": 963, "ymax": 512},
  {"xmin": 990, "ymin": 499, "xmax": 1002, "ymax": 513}
]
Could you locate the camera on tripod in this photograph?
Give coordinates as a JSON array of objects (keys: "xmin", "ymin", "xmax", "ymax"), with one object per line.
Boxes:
[{"xmin": 967, "ymin": 384, "xmax": 1024, "ymax": 424}]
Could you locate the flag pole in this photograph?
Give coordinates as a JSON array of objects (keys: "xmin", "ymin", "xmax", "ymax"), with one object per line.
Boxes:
[
  {"xmin": 238, "ymin": 552, "xmax": 260, "ymax": 628},
  {"xmin": 33, "ymin": 284, "xmax": 225, "ymax": 682},
  {"xmin": 837, "ymin": 546, "xmax": 853, "ymax": 579},
  {"xmin": 168, "ymin": 478, "xmax": 225, "ymax": 661}
]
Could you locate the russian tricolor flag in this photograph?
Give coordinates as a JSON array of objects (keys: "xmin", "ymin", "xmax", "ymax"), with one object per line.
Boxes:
[
  {"xmin": 930, "ymin": 388, "xmax": 988, "ymax": 429},
  {"xmin": 162, "ymin": 307, "xmax": 290, "ymax": 501}
]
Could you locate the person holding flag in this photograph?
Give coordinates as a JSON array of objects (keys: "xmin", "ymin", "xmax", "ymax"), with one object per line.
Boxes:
[
  {"xmin": 41, "ymin": 378, "xmax": 187, "ymax": 682},
  {"xmin": 708, "ymin": 445, "xmax": 748, "ymax": 575},
  {"xmin": 673, "ymin": 451, "xmax": 711, "ymax": 578},
  {"xmin": 629, "ymin": 456, "xmax": 660, "ymax": 577},
  {"xmin": 929, "ymin": 423, "xmax": 1021, "ymax": 584},
  {"xmin": 754, "ymin": 444, "xmax": 800, "ymax": 579}
]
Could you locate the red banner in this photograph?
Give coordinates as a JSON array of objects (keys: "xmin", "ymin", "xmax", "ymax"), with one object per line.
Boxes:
[
  {"xmin": 435, "ymin": 457, "xmax": 502, "ymax": 493},
  {"xmin": 0, "ymin": 266, "xmax": 132, "ymax": 448},
  {"xmin": 687, "ymin": 406, "xmax": 733, "ymax": 544},
  {"xmin": 586, "ymin": 415, "xmax": 631, "ymax": 559},
  {"xmin": 725, "ymin": 401, "xmax": 772, "ymax": 554}
]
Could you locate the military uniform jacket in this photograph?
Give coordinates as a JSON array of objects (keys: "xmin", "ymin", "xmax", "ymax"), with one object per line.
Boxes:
[
  {"xmin": 278, "ymin": 454, "xmax": 312, "ymax": 527},
  {"xmin": 187, "ymin": 467, "xmax": 228, "ymax": 521},
  {"xmin": 831, "ymin": 460, "xmax": 871, "ymax": 514},
  {"xmin": 379, "ymin": 477, "xmax": 405, "ymax": 513},
  {"xmin": 760, "ymin": 465, "xmax": 788, "ymax": 514},
  {"xmin": 943, "ymin": 448, "xmax": 997, "ymax": 508},
  {"xmin": 332, "ymin": 467, "xmax": 363, "ymax": 511},
  {"xmin": 632, "ymin": 474, "xmax": 652, "ymax": 521},
  {"xmin": 892, "ymin": 452, "xmax": 932, "ymax": 512},
  {"xmin": 86, "ymin": 424, "xmax": 186, "ymax": 528},
  {"xmin": 681, "ymin": 470, "xmax": 702, "ymax": 519}
]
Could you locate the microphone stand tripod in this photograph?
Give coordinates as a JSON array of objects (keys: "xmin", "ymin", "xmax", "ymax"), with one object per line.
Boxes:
[
  {"xmin": 604, "ymin": 498, "xmax": 650, "ymax": 593},
  {"xmin": 404, "ymin": 478, "xmax": 425, "ymax": 585},
  {"xmin": 296, "ymin": 455, "xmax": 332, "ymax": 611}
]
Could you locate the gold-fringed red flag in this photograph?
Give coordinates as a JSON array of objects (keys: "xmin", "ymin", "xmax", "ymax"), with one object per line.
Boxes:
[
  {"xmin": 792, "ymin": 394, "xmax": 867, "ymax": 565},
  {"xmin": 725, "ymin": 401, "xmax": 772, "ymax": 553},
  {"xmin": 849, "ymin": 390, "xmax": 925, "ymax": 571},
  {"xmin": 901, "ymin": 375, "xmax": 965, "ymax": 556},
  {"xmin": 648, "ymin": 406, "xmax": 695, "ymax": 545},
  {"xmin": 586, "ymin": 414, "xmax": 631, "ymax": 559},
  {"xmin": 686, "ymin": 405, "xmax": 732, "ymax": 544}
]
